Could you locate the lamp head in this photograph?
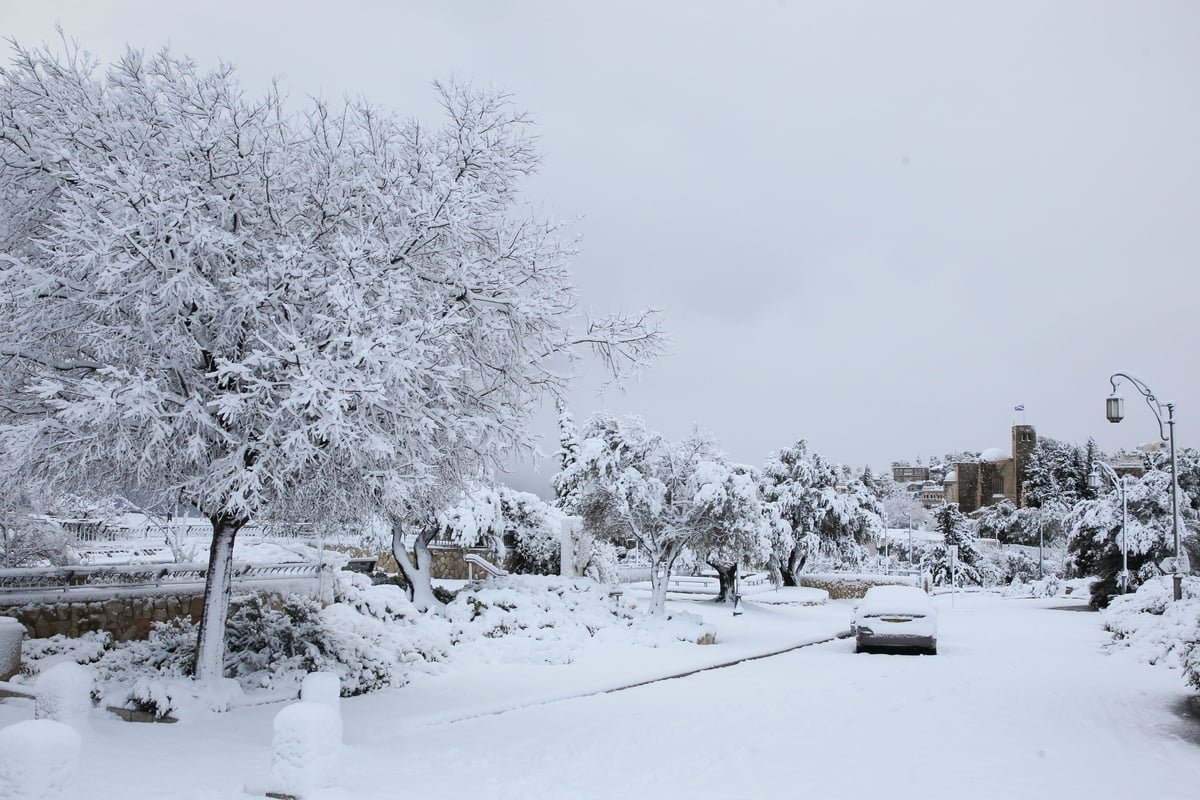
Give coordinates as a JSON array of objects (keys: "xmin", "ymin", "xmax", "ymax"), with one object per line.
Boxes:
[
  {"xmin": 1106, "ymin": 392, "xmax": 1125, "ymax": 424},
  {"xmin": 1088, "ymin": 469, "xmax": 1101, "ymax": 490}
]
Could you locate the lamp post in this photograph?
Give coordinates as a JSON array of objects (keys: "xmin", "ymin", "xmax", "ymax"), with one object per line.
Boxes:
[
  {"xmin": 881, "ymin": 509, "xmax": 889, "ymax": 574},
  {"xmin": 1106, "ymin": 372, "xmax": 1185, "ymax": 601},
  {"xmin": 905, "ymin": 512, "xmax": 914, "ymax": 564},
  {"xmin": 1089, "ymin": 461, "xmax": 1129, "ymax": 594},
  {"xmin": 1037, "ymin": 507, "xmax": 1044, "ymax": 580}
]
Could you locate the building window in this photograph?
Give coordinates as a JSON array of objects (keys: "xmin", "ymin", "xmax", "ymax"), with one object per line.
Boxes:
[{"xmin": 992, "ymin": 476, "xmax": 1005, "ymax": 496}]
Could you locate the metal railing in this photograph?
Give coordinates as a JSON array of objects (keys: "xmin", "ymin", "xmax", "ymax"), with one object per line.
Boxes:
[{"xmin": 0, "ymin": 561, "xmax": 327, "ymax": 602}]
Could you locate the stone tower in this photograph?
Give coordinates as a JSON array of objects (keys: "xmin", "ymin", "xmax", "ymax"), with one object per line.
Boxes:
[{"xmin": 1012, "ymin": 424, "xmax": 1037, "ymax": 506}]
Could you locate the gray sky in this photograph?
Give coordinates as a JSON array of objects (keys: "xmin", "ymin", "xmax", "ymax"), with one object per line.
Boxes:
[{"xmin": 6, "ymin": 1, "xmax": 1199, "ymax": 493}]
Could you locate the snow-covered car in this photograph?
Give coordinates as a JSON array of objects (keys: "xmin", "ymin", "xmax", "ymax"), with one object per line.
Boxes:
[{"xmin": 852, "ymin": 585, "xmax": 938, "ymax": 655}]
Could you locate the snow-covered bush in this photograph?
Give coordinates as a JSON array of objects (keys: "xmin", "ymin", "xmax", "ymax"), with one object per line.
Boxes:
[
  {"xmin": 583, "ymin": 538, "xmax": 621, "ymax": 584},
  {"xmin": 33, "ymin": 662, "xmax": 94, "ymax": 726},
  {"xmin": 13, "ymin": 572, "xmax": 714, "ymax": 716},
  {"xmin": 1103, "ymin": 576, "xmax": 1200, "ymax": 675},
  {"xmin": 1001, "ymin": 575, "xmax": 1095, "ymax": 599},
  {"xmin": 987, "ymin": 549, "xmax": 1041, "ymax": 585}
]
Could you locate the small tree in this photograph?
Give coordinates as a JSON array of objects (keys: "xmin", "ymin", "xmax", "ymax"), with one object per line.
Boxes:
[
  {"xmin": 560, "ymin": 415, "xmax": 722, "ymax": 615},
  {"xmin": 924, "ymin": 503, "xmax": 986, "ymax": 586}
]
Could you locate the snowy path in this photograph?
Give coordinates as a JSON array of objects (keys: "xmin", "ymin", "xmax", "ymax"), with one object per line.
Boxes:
[{"xmin": 336, "ymin": 594, "xmax": 1200, "ymax": 800}]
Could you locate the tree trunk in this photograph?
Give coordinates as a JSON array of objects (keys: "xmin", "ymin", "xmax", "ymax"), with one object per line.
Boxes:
[
  {"xmin": 193, "ymin": 512, "xmax": 246, "ymax": 681},
  {"xmin": 781, "ymin": 545, "xmax": 806, "ymax": 588},
  {"xmin": 647, "ymin": 548, "xmax": 678, "ymax": 616},
  {"xmin": 708, "ymin": 559, "xmax": 737, "ymax": 603},
  {"xmin": 391, "ymin": 520, "xmax": 444, "ymax": 612}
]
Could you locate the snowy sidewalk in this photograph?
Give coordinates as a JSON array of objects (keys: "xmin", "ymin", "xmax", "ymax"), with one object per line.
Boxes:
[{"xmin": 345, "ymin": 593, "xmax": 852, "ymax": 731}]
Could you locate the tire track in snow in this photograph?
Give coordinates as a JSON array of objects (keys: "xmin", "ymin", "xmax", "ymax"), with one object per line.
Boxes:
[{"xmin": 421, "ymin": 629, "xmax": 854, "ymax": 728}]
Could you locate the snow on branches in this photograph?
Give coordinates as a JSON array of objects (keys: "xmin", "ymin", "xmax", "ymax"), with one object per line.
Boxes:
[{"xmin": 0, "ymin": 39, "xmax": 663, "ymax": 676}]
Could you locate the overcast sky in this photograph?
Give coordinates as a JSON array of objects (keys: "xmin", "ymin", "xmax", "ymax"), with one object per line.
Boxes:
[{"xmin": 5, "ymin": 1, "xmax": 1199, "ymax": 494}]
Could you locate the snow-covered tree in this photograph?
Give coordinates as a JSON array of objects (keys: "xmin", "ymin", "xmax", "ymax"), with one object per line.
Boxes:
[
  {"xmin": 760, "ymin": 441, "xmax": 881, "ymax": 580},
  {"xmin": 560, "ymin": 414, "xmax": 722, "ymax": 615},
  {"xmin": 1067, "ymin": 467, "xmax": 1200, "ymax": 607},
  {"xmin": 0, "ymin": 507, "xmax": 71, "ymax": 568},
  {"xmin": 689, "ymin": 462, "xmax": 779, "ymax": 602},
  {"xmin": 1022, "ymin": 437, "xmax": 1095, "ymax": 509},
  {"xmin": 551, "ymin": 399, "xmax": 584, "ymax": 513},
  {"xmin": 975, "ymin": 500, "xmax": 1022, "ymax": 544},
  {"xmin": 760, "ymin": 441, "xmax": 834, "ymax": 585},
  {"xmin": 0, "ymin": 41, "xmax": 663, "ymax": 678},
  {"xmin": 495, "ymin": 487, "xmax": 565, "ymax": 576},
  {"xmin": 813, "ymin": 477, "xmax": 884, "ymax": 569},
  {"xmin": 923, "ymin": 503, "xmax": 987, "ymax": 586}
]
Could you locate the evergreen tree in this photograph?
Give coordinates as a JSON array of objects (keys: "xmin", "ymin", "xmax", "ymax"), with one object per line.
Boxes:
[{"xmin": 923, "ymin": 503, "xmax": 986, "ymax": 586}]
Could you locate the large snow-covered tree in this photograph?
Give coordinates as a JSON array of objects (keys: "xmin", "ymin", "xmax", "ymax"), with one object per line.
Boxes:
[
  {"xmin": 759, "ymin": 441, "xmax": 848, "ymax": 584},
  {"xmin": 559, "ymin": 414, "xmax": 723, "ymax": 615},
  {"xmin": 0, "ymin": 40, "xmax": 662, "ymax": 679}
]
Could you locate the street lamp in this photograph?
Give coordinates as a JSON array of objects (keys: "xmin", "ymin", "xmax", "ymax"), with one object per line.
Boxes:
[
  {"xmin": 1106, "ymin": 372, "xmax": 1186, "ymax": 600},
  {"xmin": 1089, "ymin": 461, "xmax": 1129, "ymax": 594},
  {"xmin": 905, "ymin": 512, "xmax": 914, "ymax": 564}
]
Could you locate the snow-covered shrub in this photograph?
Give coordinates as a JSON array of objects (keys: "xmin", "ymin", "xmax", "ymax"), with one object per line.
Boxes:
[
  {"xmin": 0, "ymin": 512, "xmax": 73, "ymax": 568},
  {"xmin": 15, "ymin": 572, "xmax": 717, "ymax": 715},
  {"xmin": 584, "ymin": 538, "xmax": 621, "ymax": 584},
  {"xmin": 19, "ymin": 631, "xmax": 112, "ymax": 674},
  {"xmin": 1103, "ymin": 576, "xmax": 1200, "ymax": 673},
  {"xmin": 33, "ymin": 662, "xmax": 94, "ymax": 727},
  {"xmin": 1000, "ymin": 575, "xmax": 1096, "ymax": 599},
  {"xmin": 0, "ymin": 718, "xmax": 82, "ymax": 800},
  {"xmin": 988, "ymin": 549, "xmax": 1041, "ymax": 585},
  {"xmin": 441, "ymin": 575, "xmax": 714, "ymax": 660}
]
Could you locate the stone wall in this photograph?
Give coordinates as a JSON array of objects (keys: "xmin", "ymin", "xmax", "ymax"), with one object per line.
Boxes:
[
  {"xmin": 956, "ymin": 462, "xmax": 982, "ymax": 514},
  {"xmin": 799, "ymin": 572, "xmax": 921, "ymax": 600},
  {"xmin": 0, "ymin": 593, "xmax": 206, "ymax": 642},
  {"xmin": 427, "ymin": 546, "xmax": 509, "ymax": 580}
]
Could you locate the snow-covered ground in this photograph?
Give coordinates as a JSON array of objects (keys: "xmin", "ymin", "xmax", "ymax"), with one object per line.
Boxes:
[{"xmin": 2, "ymin": 592, "xmax": 1198, "ymax": 799}]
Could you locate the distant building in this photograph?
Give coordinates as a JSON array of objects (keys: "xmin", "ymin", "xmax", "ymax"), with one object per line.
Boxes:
[
  {"xmin": 891, "ymin": 464, "xmax": 930, "ymax": 484},
  {"xmin": 918, "ymin": 482, "xmax": 944, "ymax": 509}
]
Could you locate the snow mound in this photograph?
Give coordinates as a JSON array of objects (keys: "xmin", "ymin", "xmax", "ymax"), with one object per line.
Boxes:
[
  {"xmin": 0, "ymin": 718, "xmax": 82, "ymax": 800},
  {"xmin": 34, "ymin": 661, "xmax": 94, "ymax": 727},
  {"xmin": 272, "ymin": 701, "xmax": 341, "ymax": 796}
]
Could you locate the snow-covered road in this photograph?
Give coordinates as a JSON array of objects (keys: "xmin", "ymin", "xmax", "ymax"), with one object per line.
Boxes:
[{"xmin": 345, "ymin": 594, "xmax": 1200, "ymax": 800}]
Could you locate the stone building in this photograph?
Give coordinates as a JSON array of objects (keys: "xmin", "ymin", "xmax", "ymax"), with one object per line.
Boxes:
[{"xmin": 942, "ymin": 425, "xmax": 1037, "ymax": 514}]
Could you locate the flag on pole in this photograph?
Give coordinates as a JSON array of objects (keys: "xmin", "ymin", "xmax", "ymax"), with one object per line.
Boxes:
[{"xmin": 1014, "ymin": 404, "xmax": 1025, "ymax": 412}]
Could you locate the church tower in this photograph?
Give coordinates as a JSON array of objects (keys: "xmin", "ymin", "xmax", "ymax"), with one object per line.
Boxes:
[{"xmin": 1012, "ymin": 425, "xmax": 1037, "ymax": 506}]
